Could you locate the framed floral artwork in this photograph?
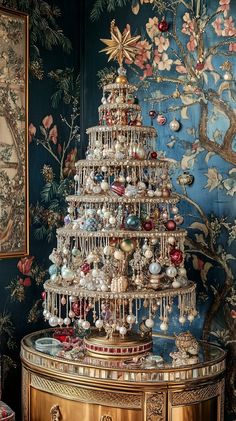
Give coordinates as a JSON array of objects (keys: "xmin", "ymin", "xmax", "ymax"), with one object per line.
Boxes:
[{"xmin": 0, "ymin": 7, "xmax": 29, "ymax": 258}]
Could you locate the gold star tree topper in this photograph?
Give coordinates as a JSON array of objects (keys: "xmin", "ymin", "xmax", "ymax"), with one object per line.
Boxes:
[{"xmin": 100, "ymin": 20, "xmax": 140, "ymax": 67}]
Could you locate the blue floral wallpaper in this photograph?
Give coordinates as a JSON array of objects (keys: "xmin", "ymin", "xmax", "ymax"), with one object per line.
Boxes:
[{"xmin": 0, "ymin": 0, "xmax": 235, "ymax": 420}]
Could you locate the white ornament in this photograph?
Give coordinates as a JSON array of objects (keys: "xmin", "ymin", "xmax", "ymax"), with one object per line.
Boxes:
[
  {"xmin": 49, "ymin": 316, "xmax": 58, "ymax": 327},
  {"xmin": 188, "ymin": 314, "xmax": 195, "ymax": 322},
  {"xmin": 172, "ymin": 280, "xmax": 181, "ymax": 288},
  {"xmin": 179, "ymin": 316, "xmax": 186, "ymax": 324},
  {"xmin": 119, "ymin": 326, "xmax": 127, "ymax": 335},
  {"xmin": 144, "ymin": 249, "xmax": 153, "ymax": 259},
  {"xmin": 160, "ymin": 322, "xmax": 168, "ymax": 331},
  {"xmin": 166, "ymin": 266, "xmax": 177, "ymax": 278},
  {"xmin": 145, "ymin": 318, "xmax": 154, "ymax": 328},
  {"xmin": 147, "ymin": 190, "xmax": 155, "ymax": 197},
  {"xmin": 93, "ymin": 185, "xmax": 102, "ymax": 194},
  {"xmin": 154, "ymin": 189, "xmax": 162, "ymax": 197},
  {"xmin": 169, "ymin": 118, "xmax": 180, "ymax": 132},
  {"xmin": 62, "ymin": 268, "xmax": 75, "ymax": 282},
  {"xmin": 101, "ymin": 166, "xmax": 107, "ymax": 172},
  {"xmin": 172, "ymin": 206, "xmax": 179, "ymax": 214},
  {"xmin": 82, "ymin": 320, "xmax": 91, "ymax": 330},
  {"xmin": 149, "ymin": 262, "xmax": 161, "ymax": 274},
  {"xmin": 178, "ymin": 267, "xmax": 187, "ymax": 276},
  {"xmin": 104, "ymin": 245, "xmax": 112, "ymax": 256},
  {"xmin": 63, "ymin": 317, "xmax": 71, "ymax": 326},
  {"xmin": 95, "ymin": 319, "xmax": 103, "ymax": 329},
  {"xmin": 109, "ymin": 216, "xmax": 116, "ymax": 225},
  {"xmin": 114, "ymin": 250, "xmax": 124, "ymax": 260},
  {"xmin": 57, "ymin": 317, "xmax": 64, "ymax": 326},
  {"xmin": 126, "ymin": 314, "xmax": 136, "ymax": 324}
]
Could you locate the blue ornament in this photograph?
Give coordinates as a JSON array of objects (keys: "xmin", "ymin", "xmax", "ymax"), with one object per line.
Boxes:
[
  {"xmin": 94, "ymin": 173, "xmax": 104, "ymax": 182},
  {"xmin": 49, "ymin": 264, "xmax": 60, "ymax": 276},
  {"xmin": 125, "ymin": 214, "xmax": 141, "ymax": 230},
  {"xmin": 84, "ymin": 217, "xmax": 98, "ymax": 231}
]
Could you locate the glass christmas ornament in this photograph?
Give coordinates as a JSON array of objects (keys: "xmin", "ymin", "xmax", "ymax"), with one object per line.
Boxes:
[
  {"xmin": 165, "ymin": 219, "xmax": 177, "ymax": 231},
  {"xmin": 125, "ymin": 214, "xmax": 141, "ymax": 230},
  {"xmin": 166, "ymin": 266, "xmax": 177, "ymax": 278},
  {"xmin": 149, "ymin": 262, "xmax": 161, "ymax": 275},
  {"xmin": 170, "ymin": 248, "xmax": 184, "ymax": 266},
  {"xmin": 150, "ymin": 151, "xmax": 157, "ymax": 159},
  {"xmin": 126, "ymin": 314, "xmax": 136, "ymax": 324},
  {"xmin": 143, "ymin": 220, "xmax": 154, "ymax": 231},
  {"xmin": 95, "ymin": 319, "xmax": 103, "ymax": 329},
  {"xmin": 111, "ymin": 181, "xmax": 125, "ymax": 196},
  {"xmin": 169, "ymin": 118, "xmax": 180, "ymax": 132},
  {"xmin": 145, "ymin": 318, "xmax": 154, "ymax": 328},
  {"xmin": 158, "ymin": 17, "xmax": 169, "ymax": 32},
  {"xmin": 84, "ymin": 217, "xmax": 98, "ymax": 231},
  {"xmin": 120, "ymin": 239, "xmax": 135, "ymax": 253},
  {"xmin": 156, "ymin": 114, "xmax": 166, "ymax": 125}
]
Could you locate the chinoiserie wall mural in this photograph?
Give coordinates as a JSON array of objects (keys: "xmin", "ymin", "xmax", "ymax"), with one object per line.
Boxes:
[
  {"xmin": 82, "ymin": 0, "xmax": 236, "ymax": 419},
  {"xmin": 0, "ymin": 0, "xmax": 235, "ymax": 420},
  {"xmin": 0, "ymin": 1, "xmax": 80, "ymax": 418}
]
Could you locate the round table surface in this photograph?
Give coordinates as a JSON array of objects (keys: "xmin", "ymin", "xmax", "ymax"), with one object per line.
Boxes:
[{"xmin": 21, "ymin": 328, "xmax": 226, "ymax": 385}]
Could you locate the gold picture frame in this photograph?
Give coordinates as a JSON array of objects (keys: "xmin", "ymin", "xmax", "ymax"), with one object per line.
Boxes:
[{"xmin": 0, "ymin": 6, "xmax": 29, "ymax": 258}]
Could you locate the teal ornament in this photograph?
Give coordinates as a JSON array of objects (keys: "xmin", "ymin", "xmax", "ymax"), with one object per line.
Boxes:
[
  {"xmin": 49, "ymin": 264, "xmax": 60, "ymax": 276},
  {"xmin": 125, "ymin": 214, "xmax": 141, "ymax": 230},
  {"xmin": 84, "ymin": 217, "xmax": 98, "ymax": 231},
  {"xmin": 94, "ymin": 173, "xmax": 104, "ymax": 182}
]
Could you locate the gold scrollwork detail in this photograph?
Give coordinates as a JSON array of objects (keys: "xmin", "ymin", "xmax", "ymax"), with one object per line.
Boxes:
[
  {"xmin": 100, "ymin": 416, "xmax": 112, "ymax": 421},
  {"xmin": 171, "ymin": 381, "xmax": 222, "ymax": 406},
  {"xmin": 146, "ymin": 392, "xmax": 165, "ymax": 421},
  {"xmin": 31, "ymin": 374, "xmax": 141, "ymax": 409},
  {"xmin": 50, "ymin": 405, "xmax": 61, "ymax": 421}
]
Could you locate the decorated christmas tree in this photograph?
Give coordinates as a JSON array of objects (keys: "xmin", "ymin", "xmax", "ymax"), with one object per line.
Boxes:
[{"xmin": 43, "ymin": 21, "xmax": 197, "ymax": 359}]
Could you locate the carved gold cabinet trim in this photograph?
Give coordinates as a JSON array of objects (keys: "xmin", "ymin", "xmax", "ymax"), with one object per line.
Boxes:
[
  {"xmin": 100, "ymin": 416, "xmax": 113, "ymax": 421},
  {"xmin": 171, "ymin": 379, "xmax": 224, "ymax": 406},
  {"xmin": 50, "ymin": 405, "xmax": 61, "ymax": 421},
  {"xmin": 145, "ymin": 391, "xmax": 166, "ymax": 421},
  {"xmin": 31, "ymin": 374, "xmax": 142, "ymax": 409}
]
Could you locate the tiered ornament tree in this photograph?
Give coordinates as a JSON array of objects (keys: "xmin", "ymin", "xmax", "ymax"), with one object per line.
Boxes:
[{"xmin": 43, "ymin": 21, "xmax": 197, "ymax": 358}]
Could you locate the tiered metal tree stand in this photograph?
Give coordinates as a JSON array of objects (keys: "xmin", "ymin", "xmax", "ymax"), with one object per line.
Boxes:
[
  {"xmin": 43, "ymin": 59, "xmax": 197, "ymax": 359},
  {"xmin": 43, "ymin": 21, "xmax": 199, "ymax": 359}
]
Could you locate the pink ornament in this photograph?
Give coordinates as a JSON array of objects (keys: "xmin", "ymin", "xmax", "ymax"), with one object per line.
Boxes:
[
  {"xmin": 111, "ymin": 181, "xmax": 125, "ymax": 196},
  {"xmin": 156, "ymin": 114, "xmax": 167, "ymax": 125}
]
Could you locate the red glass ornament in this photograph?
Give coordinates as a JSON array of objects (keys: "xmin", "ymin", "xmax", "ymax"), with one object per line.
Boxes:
[
  {"xmin": 143, "ymin": 220, "xmax": 154, "ymax": 231},
  {"xmin": 196, "ymin": 62, "xmax": 204, "ymax": 71},
  {"xmin": 80, "ymin": 262, "xmax": 90, "ymax": 274},
  {"xmin": 170, "ymin": 248, "xmax": 183, "ymax": 266},
  {"xmin": 158, "ymin": 18, "xmax": 169, "ymax": 32},
  {"xmin": 109, "ymin": 237, "xmax": 119, "ymax": 247},
  {"xmin": 151, "ymin": 151, "xmax": 158, "ymax": 159},
  {"xmin": 165, "ymin": 219, "xmax": 176, "ymax": 231},
  {"xmin": 149, "ymin": 110, "xmax": 157, "ymax": 119},
  {"xmin": 41, "ymin": 291, "xmax": 46, "ymax": 300}
]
